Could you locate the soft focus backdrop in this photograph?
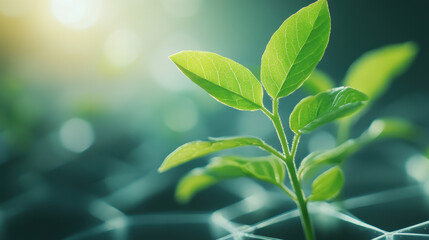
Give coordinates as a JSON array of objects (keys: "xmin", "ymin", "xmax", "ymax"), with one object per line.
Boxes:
[{"xmin": 0, "ymin": 0, "xmax": 428, "ymax": 239}]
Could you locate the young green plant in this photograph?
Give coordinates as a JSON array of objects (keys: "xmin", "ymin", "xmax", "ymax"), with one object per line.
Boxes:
[
  {"xmin": 160, "ymin": 0, "xmax": 423, "ymax": 238},
  {"xmin": 298, "ymin": 42, "xmax": 420, "ymax": 183},
  {"xmin": 158, "ymin": 1, "xmax": 369, "ymax": 239}
]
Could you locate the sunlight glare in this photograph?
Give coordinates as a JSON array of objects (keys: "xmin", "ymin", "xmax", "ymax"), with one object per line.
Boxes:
[
  {"xmin": 162, "ymin": 0, "xmax": 201, "ymax": 18},
  {"xmin": 51, "ymin": 0, "xmax": 102, "ymax": 29},
  {"xmin": 0, "ymin": 0, "xmax": 34, "ymax": 17},
  {"xmin": 104, "ymin": 28, "xmax": 141, "ymax": 67}
]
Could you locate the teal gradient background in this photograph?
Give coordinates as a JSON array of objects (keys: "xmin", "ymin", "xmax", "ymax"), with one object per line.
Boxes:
[{"xmin": 0, "ymin": 0, "xmax": 428, "ymax": 239}]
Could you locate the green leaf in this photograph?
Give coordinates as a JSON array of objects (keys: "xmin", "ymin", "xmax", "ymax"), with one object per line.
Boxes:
[
  {"xmin": 170, "ymin": 51, "xmax": 263, "ymax": 111},
  {"xmin": 159, "ymin": 137, "xmax": 271, "ymax": 172},
  {"xmin": 309, "ymin": 166, "xmax": 344, "ymax": 201},
  {"xmin": 302, "ymin": 69, "xmax": 336, "ymax": 95},
  {"xmin": 299, "ymin": 117, "xmax": 419, "ymax": 181},
  {"xmin": 217, "ymin": 155, "xmax": 285, "ymax": 185},
  {"xmin": 338, "ymin": 43, "xmax": 417, "ymax": 138},
  {"xmin": 298, "ymin": 139, "xmax": 359, "ymax": 180},
  {"xmin": 344, "ymin": 42, "xmax": 418, "ymax": 102},
  {"xmin": 175, "ymin": 169, "xmax": 220, "ymax": 204},
  {"xmin": 175, "ymin": 155, "xmax": 284, "ymax": 203},
  {"xmin": 261, "ymin": 0, "xmax": 331, "ymax": 99},
  {"xmin": 289, "ymin": 87, "xmax": 368, "ymax": 134},
  {"xmin": 365, "ymin": 118, "xmax": 419, "ymax": 141}
]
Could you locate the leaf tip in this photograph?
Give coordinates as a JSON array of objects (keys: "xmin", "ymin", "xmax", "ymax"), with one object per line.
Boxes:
[
  {"xmin": 175, "ymin": 193, "xmax": 190, "ymax": 205},
  {"xmin": 158, "ymin": 159, "xmax": 170, "ymax": 173},
  {"xmin": 404, "ymin": 41, "xmax": 419, "ymax": 53},
  {"xmin": 158, "ymin": 165, "xmax": 166, "ymax": 173},
  {"xmin": 175, "ymin": 187, "xmax": 192, "ymax": 204},
  {"xmin": 169, "ymin": 50, "xmax": 193, "ymax": 63},
  {"xmin": 168, "ymin": 52, "xmax": 182, "ymax": 62}
]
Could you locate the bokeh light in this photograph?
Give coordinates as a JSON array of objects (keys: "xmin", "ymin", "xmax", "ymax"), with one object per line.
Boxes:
[
  {"xmin": 51, "ymin": 0, "xmax": 103, "ymax": 29},
  {"xmin": 163, "ymin": 98, "xmax": 198, "ymax": 132},
  {"xmin": 406, "ymin": 154, "xmax": 429, "ymax": 183},
  {"xmin": 59, "ymin": 118, "xmax": 95, "ymax": 153},
  {"xmin": 104, "ymin": 28, "xmax": 141, "ymax": 67}
]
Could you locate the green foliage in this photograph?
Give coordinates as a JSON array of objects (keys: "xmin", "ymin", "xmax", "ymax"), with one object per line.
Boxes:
[
  {"xmin": 302, "ymin": 69, "xmax": 335, "ymax": 95},
  {"xmin": 338, "ymin": 42, "xmax": 418, "ymax": 137},
  {"xmin": 289, "ymin": 87, "xmax": 367, "ymax": 134},
  {"xmin": 298, "ymin": 139, "xmax": 358, "ymax": 180},
  {"xmin": 300, "ymin": 117, "xmax": 421, "ymax": 181},
  {"xmin": 175, "ymin": 155, "xmax": 284, "ymax": 203},
  {"xmin": 365, "ymin": 118, "xmax": 419, "ymax": 141},
  {"xmin": 175, "ymin": 169, "xmax": 219, "ymax": 204},
  {"xmin": 161, "ymin": 1, "xmax": 421, "ymax": 239},
  {"xmin": 159, "ymin": 136, "xmax": 273, "ymax": 172},
  {"xmin": 170, "ymin": 51, "xmax": 263, "ymax": 111},
  {"xmin": 344, "ymin": 42, "xmax": 417, "ymax": 102},
  {"xmin": 309, "ymin": 166, "xmax": 344, "ymax": 201},
  {"xmin": 261, "ymin": 0, "xmax": 330, "ymax": 99}
]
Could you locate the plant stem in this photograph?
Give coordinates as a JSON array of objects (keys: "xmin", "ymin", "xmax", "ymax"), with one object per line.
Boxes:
[
  {"xmin": 269, "ymin": 99, "xmax": 291, "ymax": 158},
  {"xmin": 290, "ymin": 133, "xmax": 301, "ymax": 158},
  {"xmin": 279, "ymin": 184, "xmax": 297, "ymax": 201},
  {"xmin": 286, "ymin": 134, "xmax": 314, "ymax": 240},
  {"xmin": 259, "ymin": 141, "xmax": 287, "ymax": 161},
  {"xmin": 337, "ymin": 120, "xmax": 351, "ymax": 144},
  {"xmin": 266, "ymin": 102, "xmax": 315, "ymax": 240}
]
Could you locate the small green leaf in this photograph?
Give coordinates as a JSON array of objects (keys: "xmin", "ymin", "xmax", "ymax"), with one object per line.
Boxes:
[
  {"xmin": 170, "ymin": 51, "xmax": 263, "ymax": 111},
  {"xmin": 309, "ymin": 166, "xmax": 344, "ymax": 201},
  {"xmin": 175, "ymin": 155, "xmax": 284, "ymax": 203},
  {"xmin": 215, "ymin": 155, "xmax": 285, "ymax": 185},
  {"xmin": 298, "ymin": 139, "xmax": 358, "ymax": 180},
  {"xmin": 175, "ymin": 169, "xmax": 220, "ymax": 204},
  {"xmin": 302, "ymin": 69, "xmax": 336, "ymax": 95},
  {"xmin": 300, "ymin": 117, "xmax": 419, "ymax": 181},
  {"xmin": 159, "ymin": 137, "xmax": 269, "ymax": 172},
  {"xmin": 261, "ymin": 0, "xmax": 331, "ymax": 99},
  {"xmin": 344, "ymin": 42, "xmax": 418, "ymax": 101},
  {"xmin": 289, "ymin": 87, "xmax": 368, "ymax": 134}
]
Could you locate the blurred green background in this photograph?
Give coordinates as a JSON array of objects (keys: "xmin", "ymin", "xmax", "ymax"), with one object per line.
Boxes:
[{"xmin": 0, "ymin": 0, "xmax": 428, "ymax": 239}]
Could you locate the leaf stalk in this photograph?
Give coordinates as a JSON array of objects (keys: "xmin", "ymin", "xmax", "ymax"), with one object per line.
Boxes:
[{"xmin": 267, "ymin": 106, "xmax": 315, "ymax": 240}]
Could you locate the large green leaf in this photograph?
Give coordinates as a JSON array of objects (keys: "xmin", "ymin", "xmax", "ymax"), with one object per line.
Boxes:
[
  {"xmin": 309, "ymin": 166, "xmax": 344, "ymax": 201},
  {"xmin": 159, "ymin": 137, "xmax": 274, "ymax": 172},
  {"xmin": 261, "ymin": 0, "xmax": 331, "ymax": 99},
  {"xmin": 170, "ymin": 51, "xmax": 263, "ymax": 111},
  {"xmin": 289, "ymin": 87, "xmax": 368, "ymax": 134},
  {"xmin": 302, "ymin": 69, "xmax": 336, "ymax": 95},
  {"xmin": 344, "ymin": 42, "xmax": 418, "ymax": 101},
  {"xmin": 175, "ymin": 155, "xmax": 284, "ymax": 203}
]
